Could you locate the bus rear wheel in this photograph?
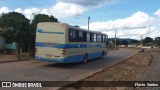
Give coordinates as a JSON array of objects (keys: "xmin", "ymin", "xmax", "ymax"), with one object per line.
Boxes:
[
  {"xmin": 100, "ymin": 51, "xmax": 105, "ymax": 58},
  {"xmin": 83, "ymin": 54, "xmax": 88, "ymax": 63}
]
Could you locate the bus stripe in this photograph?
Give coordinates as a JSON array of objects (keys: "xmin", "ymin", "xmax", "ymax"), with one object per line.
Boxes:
[
  {"xmin": 37, "ymin": 29, "xmax": 64, "ymax": 34},
  {"xmin": 35, "ymin": 42, "xmax": 106, "ymax": 48}
]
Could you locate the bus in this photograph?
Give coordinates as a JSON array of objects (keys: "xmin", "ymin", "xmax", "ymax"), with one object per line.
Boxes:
[{"xmin": 35, "ymin": 22, "xmax": 108, "ymax": 63}]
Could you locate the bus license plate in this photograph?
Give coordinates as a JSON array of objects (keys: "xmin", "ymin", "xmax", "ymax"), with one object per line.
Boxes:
[{"xmin": 46, "ymin": 54, "xmax": 52, "ymax": 58}]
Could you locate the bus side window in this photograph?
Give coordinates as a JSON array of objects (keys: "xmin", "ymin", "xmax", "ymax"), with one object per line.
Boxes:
[
  {"xmin": 72, "ymin": 30, "xmax": 76, "ymax": 42},
  {"xmin": 90, "ymin": 33, "xmax": 93, "ymax": 42},
  {"xmin": 101, "ymin": 35, "xmax": 103, "ymax": 42},
  {"xmin": 76, "ymin": 30, "xmax": 79, "ymax": 41},
  {"xmin": 87, "ymin": 32, "xmax": 90, "ymax": 42},
  {"xmin": 78, "ymin": 31, "xmax": 83, "ymax": 42},
  {"xmin": 96, "ymin": 34, "xmax": 98, "ymax": 42},
  {"xmin": 83, "ymin": 32, "xmax": 87, "ymax": 42},
  {"xmin": 106, "ymin": 35, "xmax": 108, "ymax": 42},
  {"xmin": 103, "ymin": 35, "xmax": 105, "ymax": 42},
  {"xmin": 94, "ymin": 34, "xmax": 97, "ymax": 42},
  {"xmin": 99, "ymin": 34, "xmax": 101, "ymax": 42},
  {"xmin": 69, "ymin": 29, "xmax": 73, "ymax": 42},
  {"xmin": 69, "ymin": 29, "xmax": 77, "ymax": 42},
  {"xmin": 104, "ymin": 35, "xmax": 106, "ymax": 42}
]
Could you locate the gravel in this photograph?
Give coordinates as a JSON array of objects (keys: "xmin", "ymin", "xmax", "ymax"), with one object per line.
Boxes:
[{"xmin": 59, "ymin": 49, "xmax": 160, "ymax": 90}]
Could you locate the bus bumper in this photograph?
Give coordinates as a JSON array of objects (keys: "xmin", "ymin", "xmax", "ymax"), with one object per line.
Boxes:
[
  {"xmin": 35, "ymin": 51, "xmax": 108, "ymax": 63},
  {"xmin": 35, "ymin": 55, "xmax": 84, "ymax": 63}
]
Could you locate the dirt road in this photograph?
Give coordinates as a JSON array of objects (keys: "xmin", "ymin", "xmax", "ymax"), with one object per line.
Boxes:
[{"xmin": 60, "ymin": 49, "xmax": 160, "ymax": 90}]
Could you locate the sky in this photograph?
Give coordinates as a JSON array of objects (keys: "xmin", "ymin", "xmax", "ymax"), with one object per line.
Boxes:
[{"xmin": 0, "ymin": 0, "xmax": 160, "ymax": 40}]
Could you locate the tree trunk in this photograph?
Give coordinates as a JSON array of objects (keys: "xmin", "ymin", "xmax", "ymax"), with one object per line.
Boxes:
[{"xmin": 17, "ymin": 47, "xmax": 21, "ymax": 60}]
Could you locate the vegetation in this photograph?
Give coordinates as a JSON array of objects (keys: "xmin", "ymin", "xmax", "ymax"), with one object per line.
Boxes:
[
  {"xmin": 0, "ymin": 11, "xmax": 160, "ymax": 60},
  {"xmin": 110, "ymin": 37, "xmax": 160, "ymax": 47},
  {"xmin": 155, "ymin": 37, "xmax": 160, "ymax": 47},
  {"xmin": 120, "ymin": 40, "xmax": 128, "ymax": 45},
  {"xmin": 0, "ymin": 12, "xmax": 58, "ymax": 60},
  {"xmin": 142, "ymin": 37, "xmax": 154, "ymax": 45},
  {"xmin": 130, "ymin": 39, "xmax": 140, "ymax": 44},
  {"xmin": 0, "ymin": 12, "xmax": 30, "ymax": 60},
  {"xmin": 30, "ymin": 14, "xmax": 58, "ymax": 56}
]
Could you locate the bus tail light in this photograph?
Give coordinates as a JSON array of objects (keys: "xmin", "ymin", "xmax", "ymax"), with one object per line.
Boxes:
[
  {"xmin": 35, "ymin": 47, "xmax": 37, "ymax": 53},
  {"xmin": 62, "ymin": 48, "xmax": 66, "ymax": 54}
]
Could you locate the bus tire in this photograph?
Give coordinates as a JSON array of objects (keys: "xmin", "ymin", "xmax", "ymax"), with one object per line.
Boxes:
[
  {"xmin": 102, "ymin": 51, "xmax": 105, "ymax": 56},
  {"xmin": 100, "ymin": 51, "xmax": 105, "ymax": 58},
  {"xmin": 83, "ymin": 54, "xmax": 88, "ymax": 63}
]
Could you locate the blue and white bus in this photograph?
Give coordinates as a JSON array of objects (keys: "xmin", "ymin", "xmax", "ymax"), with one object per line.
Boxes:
[{"xmin": 35, "ymin": 22, "xmax": 108, "ymax": 63}]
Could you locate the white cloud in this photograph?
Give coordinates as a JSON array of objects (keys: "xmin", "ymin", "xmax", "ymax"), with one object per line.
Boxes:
[
  {"xmin": 0, "ymin": 0, "xmax": 114, "ymax": 19},
  {"xmin": 154, "ymin": 9, "xmax": 160, "ymax": 17},
  {"xmin": 116, "ymin": 27, "xmax": 159, "ymax": 39},
  {"xmin": 0, "ymin": 1, "xmax": 160, "ymax": 40},
  {"xmin": 81, "ymin": 11, "xmax": 160, "ymax": 40},
  {"xmin": 15, "ymin": 8, "xmax": 40, "ymax": 20},
  {"xmin": 13, "ymin": 1, "xmax": 86, "ymax": 19},
  {"xmin": 51, "ymin": 2, "xmax": 86, "ymax": 18},
  {"xmin": 0, "ymin": 7, "xmax": 10, "ymax": 15},
  {"xmin": 82, "ymin": 11, "xmax": 151, "ymax": 30},
  {"xmin": 58, "ymin": 0, "xmax": 113, "ymax": 7}
]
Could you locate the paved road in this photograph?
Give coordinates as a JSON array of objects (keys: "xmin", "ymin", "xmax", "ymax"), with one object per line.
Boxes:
[{"xmin": 0, "ymin": 48, "xmax": 138, "ymax": 82}]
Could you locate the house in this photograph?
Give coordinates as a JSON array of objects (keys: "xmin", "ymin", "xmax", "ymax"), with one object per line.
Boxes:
[
  {"xmin": 0, "ymin": 28, "xmax": 17, "ymax": 53},
  {"xmin": 0, "ymin": 28, "xmax": 6, "ymax": 50},
  {"xmin": 143, "ymin": 43, "xmax": 155, "ymax": 49},
  {"xmin": 128, "ymin": 43, "xmax": 141, "ymax": 48},
  {"xmin": 0, "ymin": 36, "xmax": 5, "ymax": 50}
]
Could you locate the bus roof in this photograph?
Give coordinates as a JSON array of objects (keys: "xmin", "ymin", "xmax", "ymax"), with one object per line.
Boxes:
[{"xmin": 38, "ymin": 22, "xmax": 108, "ymax": 36}]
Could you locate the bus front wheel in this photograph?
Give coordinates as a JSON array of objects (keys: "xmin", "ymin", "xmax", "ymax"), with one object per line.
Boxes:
[{"xmin": 83, "ymin": 54, "xmax": 88, "ymax": 63}]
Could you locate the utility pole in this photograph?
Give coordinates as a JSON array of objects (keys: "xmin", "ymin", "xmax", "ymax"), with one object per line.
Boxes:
[
  {"xmin": 115, "ymin": 30, "xmax": 117, "ymax": 48},
  {"xmin": 88, "ymin": 16, "xmax": 90, "ymax": 30},
  {"xmin": 140, "ymin": 35, "xmax": 143, "ymax": 48}
]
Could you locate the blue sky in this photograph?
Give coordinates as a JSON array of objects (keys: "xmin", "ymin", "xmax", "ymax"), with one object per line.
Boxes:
[
  {"xmin": 0, "ymin": 0, "xmax": 159, "ymax": 25},
  {"xmin": 0, "ymin": 0, "xmax": 160, "ymax": 39},
  {"xmin": 0, "ymin": 0, "xmax": 56, "ymax": 9},
  {"xmin": 65, "ymin": 0, "xmax": 160, "ymax": 25}
]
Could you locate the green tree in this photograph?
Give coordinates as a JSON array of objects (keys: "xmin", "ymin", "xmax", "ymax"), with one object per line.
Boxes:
[
  {"xmin": 112, "ymin": 39, "xmax": 120, "ymax": 46},
  {"xmin": 120, "ymin": 40, "xmax": 128, "ymax": 45},
  {"xmin": 143, "ymin": 37, "xmax": 153, "ymax": 44},
  {"xmin": 31, "ymin": 14, "xmax": 58, "ymax": 30},
  {"xmin": 0, "ymin": 12, "xmax": 30, "ymax": 60},
  {"xmin": 30, "ymin": 14, "xmax": 58, "ymax": 56},
  {"xmin": 130, "ymin": 39, "xmax": 140, "ymax": 44},
  {"xmin": 155, "ymin": 37, "xmax": 160, "ymax": 47}
]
